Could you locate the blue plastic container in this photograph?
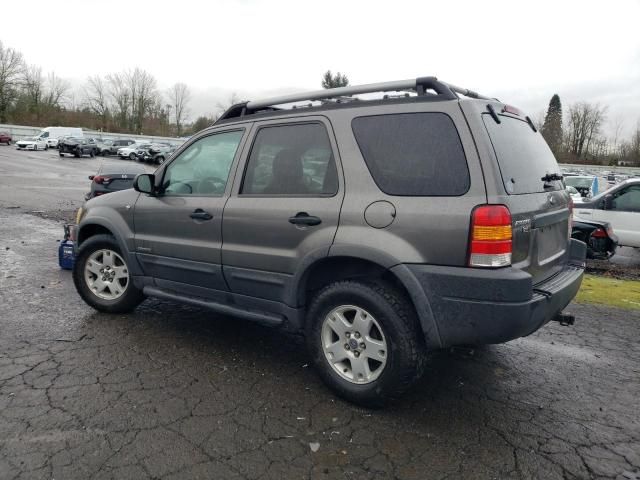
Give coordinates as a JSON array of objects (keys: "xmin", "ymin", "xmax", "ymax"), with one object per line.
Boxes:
[{"xmin": 59, "ymin": 239, "xmax": 75, "ymax": 270}]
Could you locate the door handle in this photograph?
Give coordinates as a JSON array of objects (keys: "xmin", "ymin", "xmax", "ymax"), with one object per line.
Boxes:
[
  {"xmin": 288, "ymin": 212, "xmax": 322, "ymax": 226},
  {"xmin": 190, "ymin": 209, "xmax": 213, "ymax": 221}
]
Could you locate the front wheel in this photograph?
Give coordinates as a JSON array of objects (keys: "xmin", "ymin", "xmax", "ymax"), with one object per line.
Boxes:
[
  {"xmin": 45, "ymin": 144, "xmax": 49, "ymax": 150},
  {"xmin": 73, "ymin": 234, "xmax": 144, "ymax": 313},
  {"xmin": 306, "ymin": 280, "xmax": 426, "ymax": 407},
  {"xmin": 129, "ymin": 152, "xmax": 136, "ymax": 160}
]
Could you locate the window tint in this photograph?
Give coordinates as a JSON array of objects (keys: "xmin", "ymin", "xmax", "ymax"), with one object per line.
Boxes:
[
  {"xmin": 483, "ymin": 115, "xmax": 561, "ymax": 195},
  {"xmin": 241, "ymin": 123, "xmax": 338, "ymax": 196},
  {"xmin": 162, "ymin": 130, "xmax": 243, "ymax": 196},
  {"xmin": 613, "ymin": 185, "xmax": 640, "ymax": 212},
  {"xmin": 351, "ymin": 113, "xmax": 469, "ymax": 196}
]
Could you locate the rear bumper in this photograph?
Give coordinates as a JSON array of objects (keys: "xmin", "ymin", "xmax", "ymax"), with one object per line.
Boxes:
[{"xmin": 393, "ymin": 239, "xmax": 586, "ymax": 347}]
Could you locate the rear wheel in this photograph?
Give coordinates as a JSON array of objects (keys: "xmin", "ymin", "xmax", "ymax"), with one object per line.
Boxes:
[
  {"xmin": 306, "ymin": 280, "xmax": 426, "ymax": 407},
  {"xmin": 73, "ymin": 234, "xmax": 144, "ymax": 313}
]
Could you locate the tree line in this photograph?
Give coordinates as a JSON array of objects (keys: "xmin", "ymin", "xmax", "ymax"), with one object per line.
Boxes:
[
  {"xmin": 539, "ymin": 94, "xmax": 639, "ymax": 166},
  {"xmin": 0, "ymin": 40, "xmax": 194, "ymax": 136}
]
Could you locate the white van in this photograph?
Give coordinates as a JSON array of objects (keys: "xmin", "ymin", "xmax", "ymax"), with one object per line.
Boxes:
[{"xmin": 36, "ymin": 127, "xmax": 83, "ymax": 148}]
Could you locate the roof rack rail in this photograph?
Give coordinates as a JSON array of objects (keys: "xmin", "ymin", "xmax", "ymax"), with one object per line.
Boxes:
[{"xmin": 216, "ymin": 76, "xmax": 491, "ymax": 122}]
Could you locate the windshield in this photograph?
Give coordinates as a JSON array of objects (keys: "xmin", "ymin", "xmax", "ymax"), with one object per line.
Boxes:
[
  {"xmin": 564, "ymin": 177, "xmax": 594, "ymax": 188},
  {"xmin": 483, "ymin": 114, "xmax": 561, "ymax": 194}
]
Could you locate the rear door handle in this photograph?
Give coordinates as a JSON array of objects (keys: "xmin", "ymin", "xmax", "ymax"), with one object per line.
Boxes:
[
  {"xmin": 190, "ymin": 209, "xmax": 213, "ymax": 221},
  {"xmin": 288, "ymin": 212, "xmax": 322, "ymax": 226}
]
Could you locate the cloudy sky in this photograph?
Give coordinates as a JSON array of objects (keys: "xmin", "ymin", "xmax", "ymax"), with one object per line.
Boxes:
[{"xmin": 3, "ymin": 0, "xmax": 640, "ymax": 135}]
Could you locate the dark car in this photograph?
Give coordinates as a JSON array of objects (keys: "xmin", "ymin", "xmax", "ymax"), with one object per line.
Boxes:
[
  {"xmin": 99, "ymin": 139, "xmax": 136, "ymax": 156},
  {"xmin": 0, "ymin": 132, "xmax": 12, "ymax": 145},
  {"xmin": 73, "ymin": 76, "xmax": 585, "ymax": 406},
  {"xmin": 136, "ymin": 143, "xmax": 176, "ymax": 164},
  {"xmin": 571, "ymin": 219, "xmax": 617, "ymax": 259},
  {"xmin": 59, "ymin": 137, "xmax": 98, "ymax": 157},
  {"xmin": 85, "ymin": 163, "xmax": 146, "ymax": 200}
]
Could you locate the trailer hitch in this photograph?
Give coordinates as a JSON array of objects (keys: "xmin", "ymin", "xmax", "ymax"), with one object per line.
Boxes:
[{"xmin": 552, "ymin": 312, "xmax": 575, "ymax": 326}]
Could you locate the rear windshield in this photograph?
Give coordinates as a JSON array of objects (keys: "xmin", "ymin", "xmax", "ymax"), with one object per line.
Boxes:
[
  {"xmin": 351, "ymin": 113, "xmax": 469, "ymax": 196},
  {"xmin": 483, "ymin": 114, "xmax": 561, "ymax": 194}
]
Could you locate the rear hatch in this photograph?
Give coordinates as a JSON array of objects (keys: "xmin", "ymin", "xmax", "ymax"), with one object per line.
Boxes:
[
  {"xmin": 101, "ymin": 174, "xmax": 138, "ymax": 193},
  {"xmin": 480, "ymin": 108, "xmax": 570, "ymax": 285}
]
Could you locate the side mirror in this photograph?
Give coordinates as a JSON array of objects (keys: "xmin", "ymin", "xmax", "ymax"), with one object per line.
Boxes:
[
  {"xmin": 88, "ymin": 175, "xmax": 94, "ymax": 180},
  {"xmin": 603, "ymin": 194, "xmax": 613, "ymax": 210},
  {"xmin": 134, "ymin": 174, "xmax": 156, "ymax": 195}
]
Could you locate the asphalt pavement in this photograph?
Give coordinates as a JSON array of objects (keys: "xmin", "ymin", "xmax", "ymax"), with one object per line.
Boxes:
[{"xmin": 1, "ymin": 146, "xmax": 639, "ymax": 479}]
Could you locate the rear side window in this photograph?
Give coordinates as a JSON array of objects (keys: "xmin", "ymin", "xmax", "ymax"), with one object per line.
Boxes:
[
  {"xmin": 483, "ymin": 115, "xmax": 561, "ymax": 195},
  {"xmin": 351, "ymin": 113, "xmax": 469, "ymax": 196},
  {"xmin": 241, "ymin": 123, "xmax": 338, "ymax": 196}
]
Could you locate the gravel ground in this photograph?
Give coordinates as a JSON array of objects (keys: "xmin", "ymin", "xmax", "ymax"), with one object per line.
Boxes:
[{"xmin": 1, "ymin": 147, "xmax": 639, "ymax": 479}]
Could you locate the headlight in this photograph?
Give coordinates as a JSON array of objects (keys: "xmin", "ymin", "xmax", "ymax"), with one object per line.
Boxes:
[{"xmin": 75, "ymin": 207, "xmax": 86, "ymax": 224}]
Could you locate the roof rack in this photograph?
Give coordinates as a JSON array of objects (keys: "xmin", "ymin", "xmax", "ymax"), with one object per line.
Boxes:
[{"xmin": 216, "ymin": 76, "xmax": 492, "ymax": 123}]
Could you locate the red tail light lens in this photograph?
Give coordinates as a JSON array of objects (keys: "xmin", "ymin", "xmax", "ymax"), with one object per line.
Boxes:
[
  {"xmin": 469, "ymin": 205, "xmax": 512, "ymax": 268},
  {"xmin": 591, "ymin": 228, "xmax": 607, "ymax": 238},
  {"xmin": 93, "ymin": 175, "xmax": 111, "ymax": 184}
]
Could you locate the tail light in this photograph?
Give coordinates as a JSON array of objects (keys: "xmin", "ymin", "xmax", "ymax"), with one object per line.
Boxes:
[
  {"xmin": 591, "ymin": 228, "xmax": 607, "ymax": 238},
  {"xmin": 93, "ymin": 175, "xmax": 111, "ymax": 184},
  {"xmin": 469, "ymin": 205, "xmax": 512, "ymax": 268}
]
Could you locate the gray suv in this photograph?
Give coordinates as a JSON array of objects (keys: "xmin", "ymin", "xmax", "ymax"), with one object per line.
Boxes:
[{"xmin": 73, "ymin": 77, "xmax": 586, "ymax": 406}]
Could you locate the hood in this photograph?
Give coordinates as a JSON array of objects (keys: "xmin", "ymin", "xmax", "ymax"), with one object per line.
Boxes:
[
  {"xmin": 84, "ymin": 187, "xmax": 140, "ymax": 209},
  {"xmin": 17, "ymin": 140, "xmax": 36, "ymax": 145}
]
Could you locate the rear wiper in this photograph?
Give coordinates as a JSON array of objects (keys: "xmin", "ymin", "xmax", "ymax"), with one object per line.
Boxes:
[{"xmin": 541, "ymin": 173, "xmax": 563, "ymax": 182}]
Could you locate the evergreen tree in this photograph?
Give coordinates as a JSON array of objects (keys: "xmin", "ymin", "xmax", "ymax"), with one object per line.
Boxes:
[
  {"xmin": 321, "ymin": 70, "xmax": 349, "ymax": 89},
  {"xmin": 541, "ymin": 94, "xmax": 563, "ymax": 156}
]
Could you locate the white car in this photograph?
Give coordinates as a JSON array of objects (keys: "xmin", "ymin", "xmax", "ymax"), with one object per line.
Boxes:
[
  {"xmin": 118, "ymin": 143, "xmax": 151, "ymax": 160},
  {"xmin": 46, "ymin": 138, "xmax": 59, "ymax": 148},
  {"xmin": 574, "ymin": 178, "xmax": 640, "ymax": 248},
  {"xmin": 16, "ymin": 137, "xmax": 48, "ymax": 151}
]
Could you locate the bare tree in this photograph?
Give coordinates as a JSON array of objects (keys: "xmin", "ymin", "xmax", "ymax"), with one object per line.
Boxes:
[
  {"xmin": 565, "ymin": 102, "xmax": 607, "ymax": 160},
  {"xmin": 23, "ymin": 65, "xmax": 45, "ymax": 117},
  {"xmin": 84, "ymin": 75, "xmax": 110, "ymax": 119},
  {"xmin": 126, "ymin": 68, "xmax": 158, "ymax": 133},
  {"xmin": 107, "ymin": 72, "xmax": 130, "ymax": 129},
  {"xmin": 0, "ymin": 41, "xmax": 24, "ymax": 122},
  {"xmin": 167, "ymin": 82, "xmax": 191, "ymax": 136},
  {"xmin": 43, "ymin": 72, "xmax": 69, "ymax": 108}
]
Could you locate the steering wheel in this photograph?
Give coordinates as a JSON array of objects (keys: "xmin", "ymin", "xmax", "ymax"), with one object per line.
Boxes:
[
  {"xmin": 165, "ymin": 181, "xmax": 193, "ymax": 195},
  {"xmin": 197, "ymin": 177, "xmax": 227, "ymax": 194}
]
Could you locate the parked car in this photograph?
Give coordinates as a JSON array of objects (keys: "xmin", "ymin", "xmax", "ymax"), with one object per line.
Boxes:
[
  {"xmin": 59, "ymin": 137, "xmax": 98, "ymax": 157},
  {"xmin": 118, "ymin": 142, "xmax": 152, "ymax": 160},
  {"xmin": 72, "ymin": 76, "xmax": 585, "ymax": 406},
  {"xmin": 574, "ymin": 178, "xmax": 640, "ymax": 248},
  {"xmin": 98, "ymin": 139, "xmax": 135, "ymax": 156},
  {"xmin": 16, "ymin": 136, "xmax": 48, "ymax": 151},
  {"xmin": 571, "ymin": 219, "xmax": 618, "ymax": 260},
  {"xmin": 564, "ymin": 175, "xmax": 598, "ymax": 198},
  {"xmin": 0, "ymin": 132, "xmax": 12, "ymax": 145},
  {"xmin": 566, "ymin": 185, "xmax": 582, "ymax": 202},
  {"xmin": 136, "ymin": 143, "xmax": 175, "ymax": 164},
  {"xmin": 85, "ymin": 163, "xmax": 146, "ymax": 200}
]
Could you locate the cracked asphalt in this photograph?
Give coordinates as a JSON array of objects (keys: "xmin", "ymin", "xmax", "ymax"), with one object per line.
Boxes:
[{"xmin": 1, "ymin": 147, "xmax": 640, "ymax": 479}]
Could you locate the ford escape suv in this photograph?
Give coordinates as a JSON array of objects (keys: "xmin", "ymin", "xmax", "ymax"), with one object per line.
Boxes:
[{"xmin": 73, "ymin": 76, "xmax": 586, "ymax": 406}]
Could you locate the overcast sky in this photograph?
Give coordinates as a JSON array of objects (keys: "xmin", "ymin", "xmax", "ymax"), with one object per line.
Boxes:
[{"xmin": 3, "ymin": 0, "xmax": 640, "ymax": 136}]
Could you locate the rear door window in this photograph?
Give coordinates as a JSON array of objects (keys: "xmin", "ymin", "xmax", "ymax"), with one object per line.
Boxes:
[
  {"xmin": 483, "ymin": 115, "xmax": 561, "ymax": 194},
  {"xmin": 351, "ymin": 113, "xmax": 469, "ymax": 196}
]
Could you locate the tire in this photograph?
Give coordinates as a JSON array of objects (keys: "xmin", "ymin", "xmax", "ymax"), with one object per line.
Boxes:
[
  {"xmin": 59, "ymin": 152, "xmax": 64, "ymax": 157},
  {"xmin": 129, "ymin": 152, "xmax": 136, "ymax": 160},
  {"xmin": 156, "ymin": 156, "xmax": 165, "ymax": 165},
  {"xmin": 45, "ymin": 144, "xmax": 49, "ymax": 150},
  {"xmin": 33, "ymin": 144, "xmax": 37, "ymax": 151},
  {"xmin": 74, "ymin": 148, "xmax": 81, "ymax": 158},
  {"xmin": 90, "ymin": 149, "xmax": 95, "ymax": 158},
  {"xmin": 306, "ymin": 280, "xmax": 426, "ymax": 407},
  {"xmin": 73, "ymin": 234, "xmax": 144, "ymax": 313}
]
